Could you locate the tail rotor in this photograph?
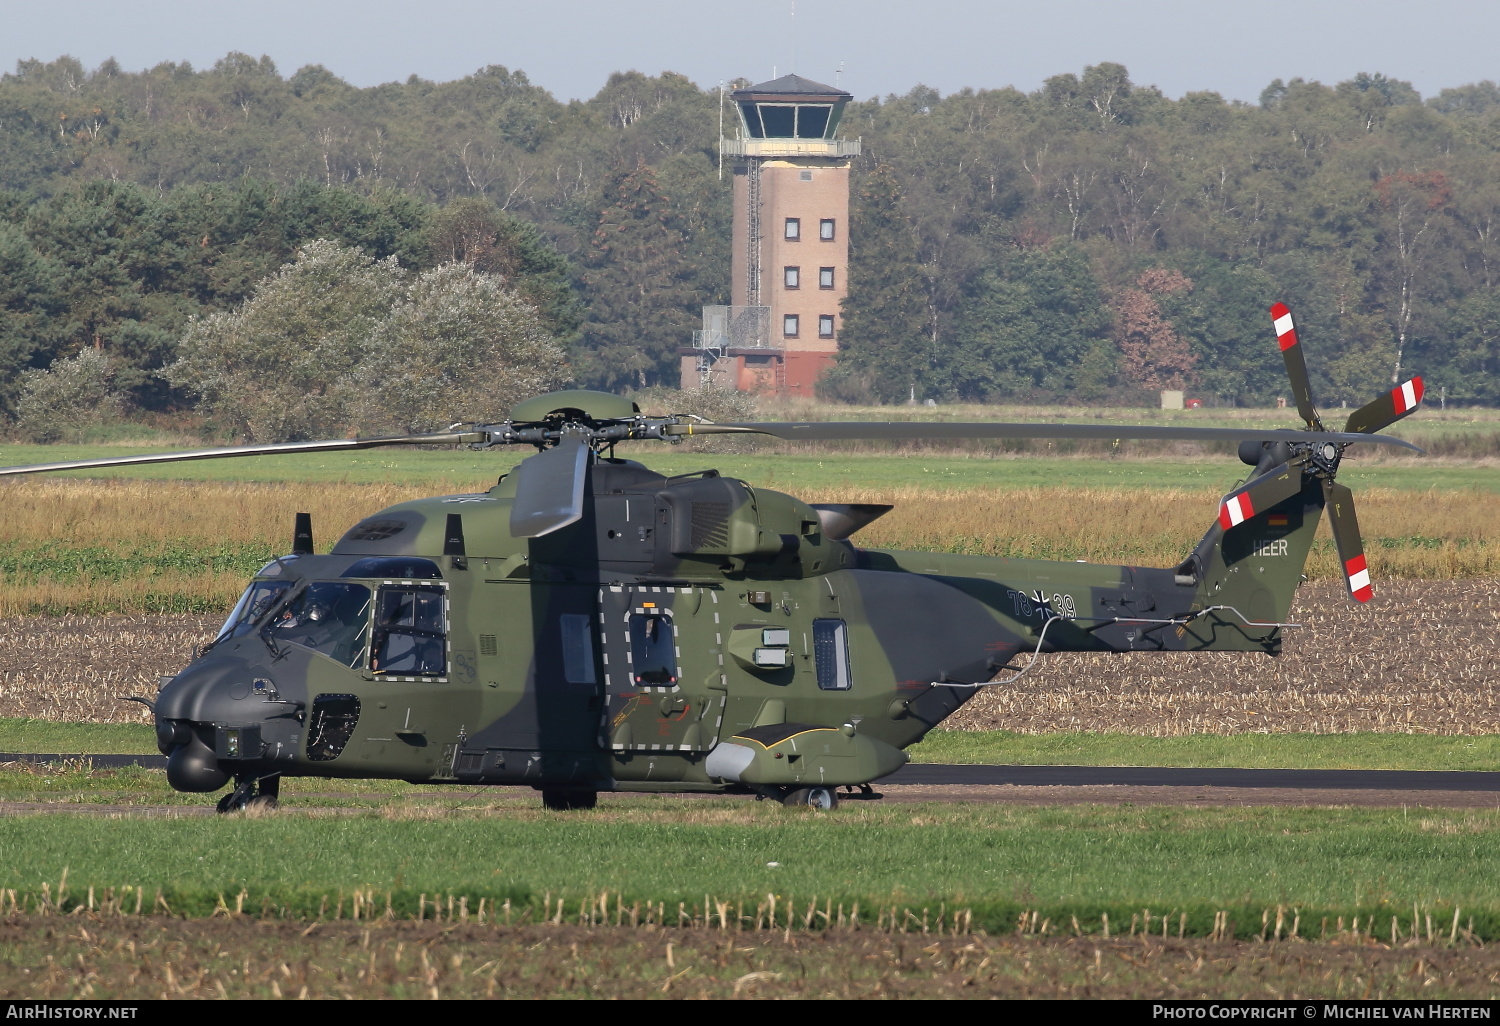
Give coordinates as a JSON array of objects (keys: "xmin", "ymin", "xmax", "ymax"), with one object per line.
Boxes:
[{"xmin": 1221, "ymin": 304, "xmax": 1425, "ymax": 604}]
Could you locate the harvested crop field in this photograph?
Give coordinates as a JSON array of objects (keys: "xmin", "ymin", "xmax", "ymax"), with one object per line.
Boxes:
[
  {"xmin": 0, "ymin": 579, "xmax": 1494, "ymax": 736},
  {"xmin": 951, "ymin": 578, "xmax": 1500, "ymax": 735},
  {"xmin": 0, "ymin": 918, "xmax": 1495, "ymax": 999},
  {"xmin": 0, "ymin": 614, "xmax": 215, "ymax": 724}
]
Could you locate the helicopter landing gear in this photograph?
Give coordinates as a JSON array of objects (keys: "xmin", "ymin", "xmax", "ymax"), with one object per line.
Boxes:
[
  {"xmin": 781, "ymin": 786, "xmax": 839, "ymax": 811},
  {"xmin": 216, "ymin": 773, "xmax": 280, "ymax": 814},
  {"xmin": 540, "ymin": 788, "xmax": 598, "ymax": 811}
]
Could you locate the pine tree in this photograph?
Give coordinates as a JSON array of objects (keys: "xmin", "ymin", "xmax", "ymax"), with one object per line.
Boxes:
[
  {"xmin": 576, "ymin": 162, "xmax": 699, "ymax": 391},
  {"xmin": 824, "ymin": 165, "xmax": 931, "ymax": 403}
]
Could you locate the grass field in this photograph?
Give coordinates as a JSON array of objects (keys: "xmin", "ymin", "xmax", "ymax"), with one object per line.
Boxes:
[
  {"xmin": 7, "ymin": 719, "xmax": 1500, "ymax": 772},
  {"xmin": 907, "ymin": 730, "xmax": 1500, "ymax": 771},
  {"xmin": 3, "ymin": 441, "xmax": 1498, "ymax": 492},
  {"xmin": 0, "ymin": 799, "xmax": 1496, "ymax": 942}
]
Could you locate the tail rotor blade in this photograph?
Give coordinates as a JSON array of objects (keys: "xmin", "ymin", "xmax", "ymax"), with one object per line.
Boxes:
[
  {"xmin": 508, "ymin": 435, "xmax": 590, "ymax": 538},
  {"xmin": 1344, "ymin": 377, "xmax": 1425, "ymax": 435},
  {"xmin": 1324, "ymin": 480, "xmax": 1373, "ymax": 603},
  {"xmin": 1217, "ymin": 459, "xmax": 1306, "ymax": 531},
  {"xmin": 1270, "ymin": 302, "xmax": 1324, "ymax": 432}
]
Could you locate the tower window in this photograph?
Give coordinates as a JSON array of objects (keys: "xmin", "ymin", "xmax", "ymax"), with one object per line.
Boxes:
[
  {"xmin": 819, "ymin": 267, "xmax": 835, "ymax": 289},
  {"xmin": 784, "ymin": 266, "xmax": 800, "ymax": 289},
  {"xmin": 819, "ymin": 315, "xmax": 835, "ymax": 338},
  {"xmin": 784, "ymin": 218, "xmax": 800, "ymax": 241},
  {"xmin": 819, "ymin": 218, "xmax": 836, "ymax": 241},
  {"xmin": 783, "ymin": 314, "xmax": 800, "ymax": 338}
]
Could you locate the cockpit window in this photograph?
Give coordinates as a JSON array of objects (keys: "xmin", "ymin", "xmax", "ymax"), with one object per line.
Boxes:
[
  {"xmin": 215, "ymin": 579, "xmax": 293, "ymax": 643},
  {"xmin": 371, "ymin": 585, "xmax": 447, "ymax": 676},
  {"xmin": 269, "ymin": 582, "xmax": 372, "ymax": 668},
  {"xmin": 342, "ymin": 557, "xmax": 442, "ymax": 580}
]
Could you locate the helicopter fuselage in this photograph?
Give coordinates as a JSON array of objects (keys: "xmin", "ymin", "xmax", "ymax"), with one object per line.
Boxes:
[{"xmin": 155, "ymin": 455, "xmax": 1314, "ymax": 799}]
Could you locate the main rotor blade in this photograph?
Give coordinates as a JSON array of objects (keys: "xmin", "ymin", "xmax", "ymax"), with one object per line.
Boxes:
[
  {"xmin": 1344, "ymin": 377, "xmax": 1425, "ymax": 435},
  {"xmin": 1270, "ymin": 302, "xmax": 1324, "ymax": 432},
  {"xmin": 1324, "ymin": 480, "xmax": 1372, "ymax": 603},
  {"xmin": 688, "ymin": 421, "xmax": 1422, "ymax": 451},
  {"xmin": 0, "ymin": 431, "xmax": 484, "ymax": 478},
  {"xmin": 1216, "ymin": 459, "xmax": 1306, "ymax": 531},
  {"xmin": 508, "ymin": 434, "xmax": 589, "ymax": 538}
]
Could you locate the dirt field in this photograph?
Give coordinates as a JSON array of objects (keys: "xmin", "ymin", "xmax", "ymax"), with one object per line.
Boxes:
[
  {"xmin": 0, "ymin": 613, "xmax": 215, "ymax": 724},
  {"xmin": 950, "ymin": 578, "xmax": 1500, "ymax": 735},
  {"xmin": 0, "ymin": 579, "xmax": 1495, "ymax": 735},
  {"xmin": 0, "ymin": 918, "xmax": 1494, "ymax": 999}
]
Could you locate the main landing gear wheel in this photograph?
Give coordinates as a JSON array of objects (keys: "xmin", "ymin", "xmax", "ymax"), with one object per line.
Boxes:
[
  {"xmin": 216, "ymin": 773, "xmax": 280, "ymax": 814},
  {"xmin": 782, "ymin": 786, "xmax": 839, "ymax": 810},
  {"xmin": 541, "ymin": 788, "xmax": 598, "ymax": 811}
]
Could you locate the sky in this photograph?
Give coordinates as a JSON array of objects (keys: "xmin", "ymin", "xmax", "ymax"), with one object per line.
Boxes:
[{"xmin": 6, "ymin": 0, "xmax": 1497, "ymax": 105}]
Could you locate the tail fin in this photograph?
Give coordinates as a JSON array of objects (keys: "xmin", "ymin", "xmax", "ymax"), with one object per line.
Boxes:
[
  {"xmin": 1163, "ymin": 304, "xmax": 1424, "ymax": 649},
  {"xmin": 1167, "ymin": 463, "xmax": 1326, "ymax": 653}
]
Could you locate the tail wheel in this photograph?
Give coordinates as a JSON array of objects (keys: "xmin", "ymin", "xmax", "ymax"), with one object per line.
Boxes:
[
  {"xmin": 541, "ymin": 789, "xmax": 598, "ymax": 811},
  {"xmin": 782, "ymin": 786, "xmax": 839, "ymax": 810}
]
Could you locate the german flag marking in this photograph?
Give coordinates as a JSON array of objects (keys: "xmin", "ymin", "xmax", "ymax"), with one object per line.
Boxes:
[{"xmin": 1268, "ymin": 513, "xmax": 1289, "ymax": 527}]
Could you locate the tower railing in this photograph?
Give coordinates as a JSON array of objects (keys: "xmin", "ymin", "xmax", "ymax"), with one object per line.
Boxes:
[
  {"xmin": 693, "ymin": 306, "xmax": 773, "ymax": 351},
  {"xmin": 721, "ymin": 138, "xmax": 862, "ymax": 158}
]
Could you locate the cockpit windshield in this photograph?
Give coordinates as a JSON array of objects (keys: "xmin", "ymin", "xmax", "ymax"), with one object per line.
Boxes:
[
  {"xmin": 214, "ymin": 579, "xmax": 294, "ymax": 644},
  {"xmin": 268, "ymin": 582, "xmax": 373, "ymax": 668}
]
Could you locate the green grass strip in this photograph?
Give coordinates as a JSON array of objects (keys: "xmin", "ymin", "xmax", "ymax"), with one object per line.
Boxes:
[
  {"xmin": 5, "ymin": 720, "xmax": 1500, "ymax": 773},
  {"xmin": 909, "ymin": 730, "xmax": 1500, "ymax": 771},
  {"xmin": 0, "ymin": 804, "xmax": 1498, "ymax": 940},
  {"xmin": 0, "ymin": 444, "xmax": 1493, "ymax": 493},
  {"xmin": 0, "ymin": 720, "xmax": 157, "ymax": 755}
]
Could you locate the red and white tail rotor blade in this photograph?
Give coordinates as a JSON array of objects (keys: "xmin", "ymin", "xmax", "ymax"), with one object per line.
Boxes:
[
  {"xmin": 1217, "ymin": 459, "xmax": 1305, "ymax": 531},
  {"xmin": 1269, "ymin": 302, "xmax": 1324, "ymax": 432},
  {"xmin": 1343, "ymin": 377, "xmax": 1425, "ymax": 435},
  {"xmin": 1323, "ymin": 480, "xmax": 1373, "ymax": 603}
]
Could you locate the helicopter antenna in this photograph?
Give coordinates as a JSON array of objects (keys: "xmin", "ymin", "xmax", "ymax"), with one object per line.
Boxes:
[{"xmin": 292, "ymin": 512, "xmax": 314, "ymax": 556}]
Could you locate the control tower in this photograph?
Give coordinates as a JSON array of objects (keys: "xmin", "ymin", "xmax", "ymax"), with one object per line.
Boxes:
[{"xmin": 683, "ymin": 74, "xmax": 860, "ymax": 396}]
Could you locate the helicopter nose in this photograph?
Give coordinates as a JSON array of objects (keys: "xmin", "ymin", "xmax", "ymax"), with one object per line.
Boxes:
[{"xmin": 155, "ymin": 655, "xmax": 293, "ymax": 792}]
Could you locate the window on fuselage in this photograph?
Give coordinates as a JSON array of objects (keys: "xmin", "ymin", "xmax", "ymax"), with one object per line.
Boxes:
[
  {"xmin": 271, "ymin": 582, "xmax": 372, "ymax": 668},
  {"xmin": 629, "ymin": 612, "xmax": 677, "ymax": 685},
  {"xmin": 371, "ymin": 585, "xmax": 447, "ymax": 676}
]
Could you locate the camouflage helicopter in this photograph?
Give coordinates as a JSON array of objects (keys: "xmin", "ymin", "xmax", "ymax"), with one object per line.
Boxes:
[{"xmin": 0, "ymin": 304, "xmax": 1424, "ymax": 812}]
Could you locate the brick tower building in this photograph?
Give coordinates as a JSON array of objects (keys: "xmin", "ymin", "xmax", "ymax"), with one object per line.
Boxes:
[{"xmin": 682, "ymin": 74, "xmax": 860, "ymax": 397}]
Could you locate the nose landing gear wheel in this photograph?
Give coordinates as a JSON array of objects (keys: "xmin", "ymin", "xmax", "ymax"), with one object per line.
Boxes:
[
  {"xmin": 781, "ymin": 786, "xmax": 839, "ymax": 810},
  {"xmin": 217, "ymin": 773, "xmax": 281, "ymax": 813}
]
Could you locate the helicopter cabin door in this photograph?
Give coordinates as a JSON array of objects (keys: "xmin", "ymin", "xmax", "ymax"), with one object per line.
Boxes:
[{"xmin": 598, "ymin": 584, "xmax": 723, "ymax": 754}]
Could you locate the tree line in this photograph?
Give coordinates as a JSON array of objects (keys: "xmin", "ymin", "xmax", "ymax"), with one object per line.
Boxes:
[{"xmin": 2, "ymin": 54, "xmax": 1500, "ymax": 435}]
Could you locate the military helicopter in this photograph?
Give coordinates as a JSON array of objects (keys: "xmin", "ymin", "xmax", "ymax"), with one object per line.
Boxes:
[{"xmin": 0, "ymin": 303, "xmax": 1424, "ymax": 811}]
